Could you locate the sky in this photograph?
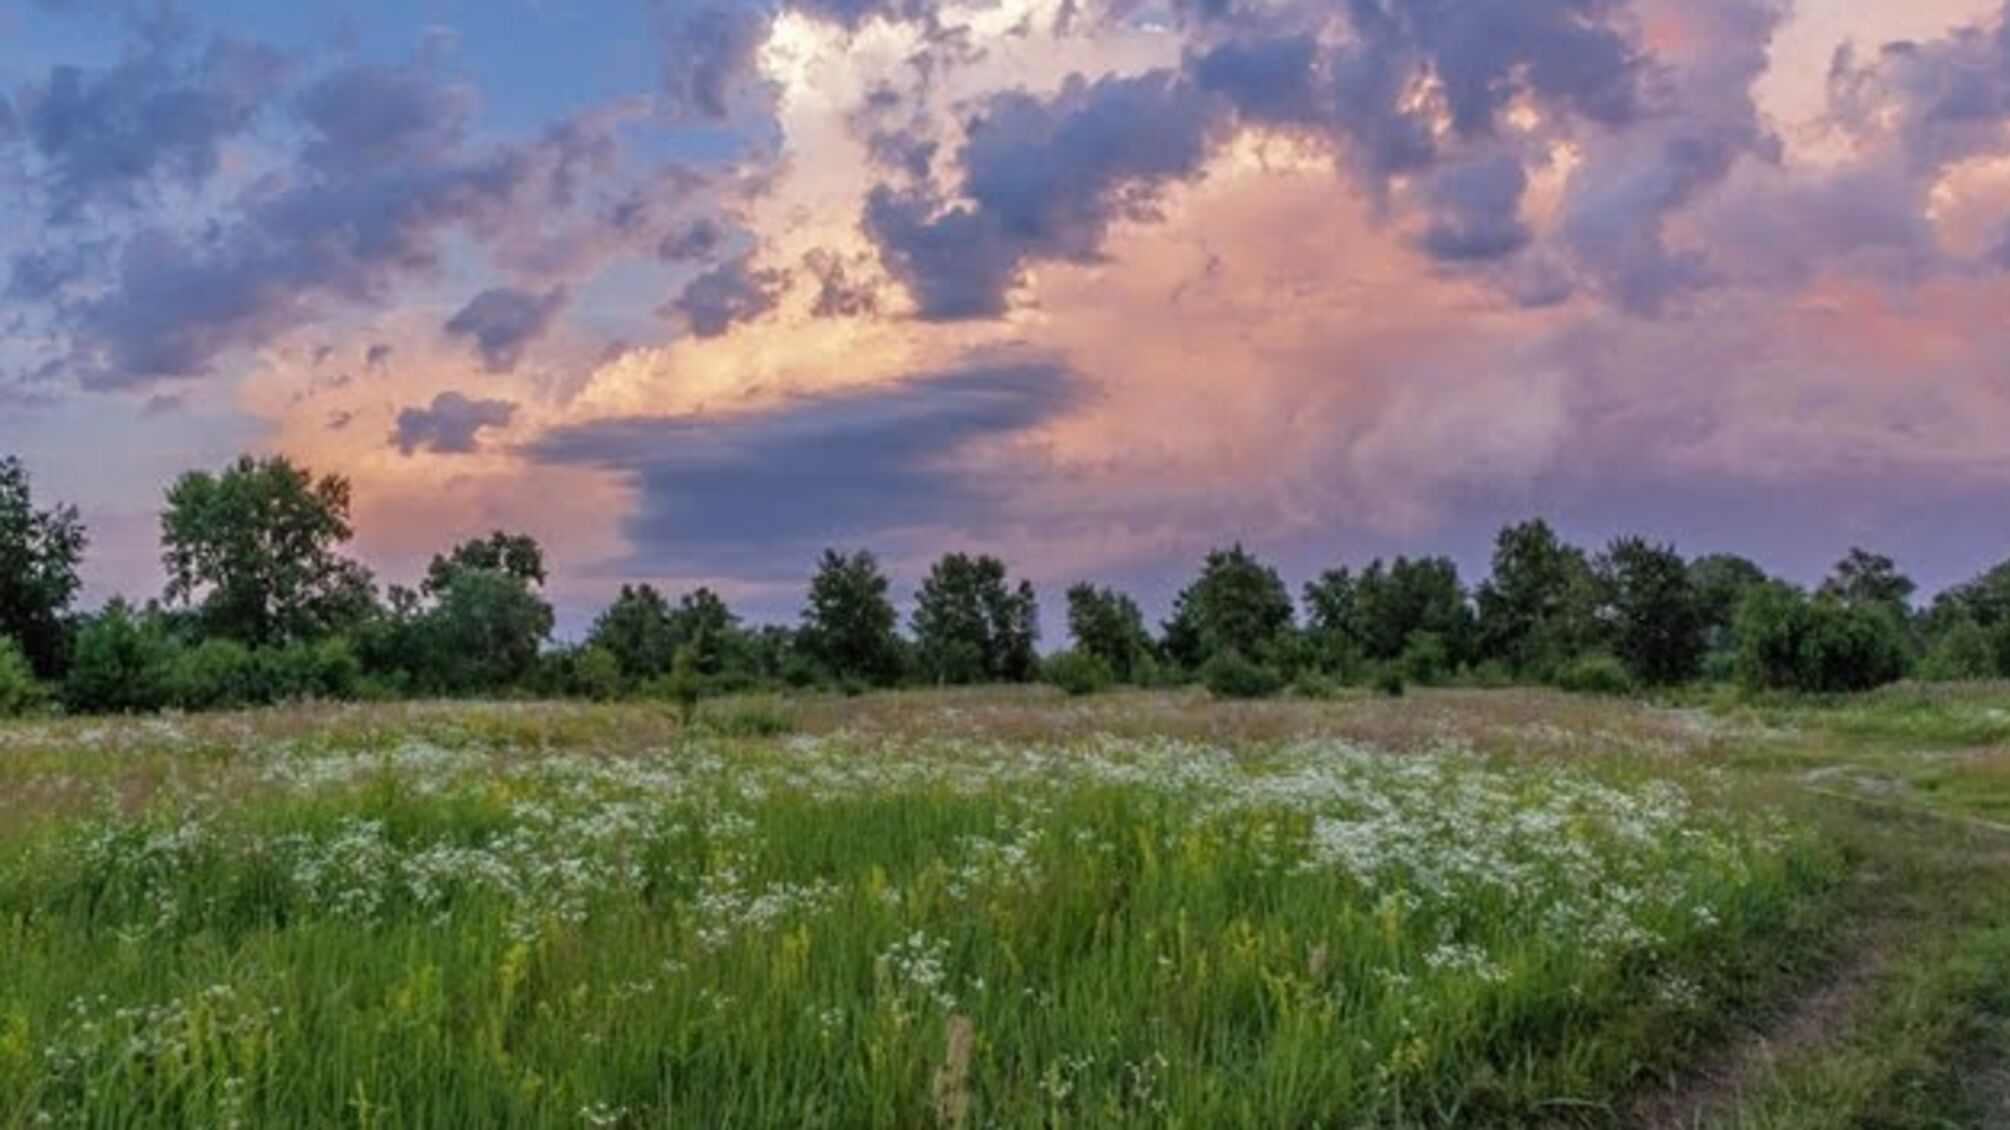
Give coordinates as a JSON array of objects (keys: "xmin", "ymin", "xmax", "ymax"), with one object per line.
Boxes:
[{"xmin": 3, "ymin": 0, "xmax": 2010, "ymax": 636}]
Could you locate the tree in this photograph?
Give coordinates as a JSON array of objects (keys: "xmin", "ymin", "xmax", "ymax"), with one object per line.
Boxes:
[
  {"xmin": 912, "ymin": 554, "xmax": 1039, "ymax": 685},
  {"xmin": 424, "ymin": 565, "xmax": 554, "ymax": 693},
  {"xmin": 1301, "ymin": 568, "xmax": 1361, "ymax": 673},
  {"xmin": 1352, "ymin": 557, "xmax": 1473, "ymax": 665},
  {"xmin": 1820, "ymin": 548, "xmax": 1916, "ymax": 617},
  {"xmin": 1474, "ymin": 520, "xmax": 1601, "ymax": 677},
  {"xmin": 0, "ymin": 456, "xmax": 87, "ymax": 677},
  {"xmin": 586, "ymin": 584, "xmax": 677, "ymax": 682},
  {"xmin": 423, "ymin": 530, "xmax": 545, "ymax": 596},
  {"xmin": 1065, "ymin": 584, "xmax": 1155, "ymax": 684},
  {"xmin": 1737, "ymin": 582, "xmax": 1907, "ymax": 694},
  {"xmin": 669, "ymin": 587, "xmax": 742, "ymax": 677},
  {"xmin": 800, "ymin": 549, "xmax": 902, "ymax": 686},
  {"xmin": 63, "ymin": 600, "xmax": 173, "ymax": 713},
  {"xmin": 1690, "ymin": 553, "xmax": 1769, "ymax": 655},
  {"xmin": 1162, "ymin": 545, "xmax": 1294, "ymax": 670},
  {"xmin": 161, "ymin": 455, "xmax": 376, "ymax": 647},
  {"xmin": 1595, "ymin": 537, "xmax": 1705, "ymax": 687}
]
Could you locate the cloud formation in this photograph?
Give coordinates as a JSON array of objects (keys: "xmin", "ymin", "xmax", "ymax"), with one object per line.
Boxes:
[
  {"xmin": 392, "ymin": 390, "xmax": 518, "ymax": 455},
  {"xmin": 444, "ymin": 286, "xmax": 569, "ymax": 373}
]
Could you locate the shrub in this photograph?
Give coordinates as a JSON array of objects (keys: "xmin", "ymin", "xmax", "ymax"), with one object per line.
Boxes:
[
  {"xmin": 1919, "ymin": 617, "xmax": 1995, "ymax": 682},
  {"xmin": 1555, "ymin": 654, "xmax": 1634, "ymax": 696},
  {"xmin": 1374, "ymin": 667, "xmax": 1407, "ymax": 698},
  {"xmin": 707, "ymin": 702, "xmax": 796, "ymax": 737},
  {"xmin": 571, "ymin": 645, "xmax": 625, "ymax": 702},
  {"xmin": 1397, "ymin": 631, "xmax": 1451, "ymax": 687},
  {"xmin": 1201, "ymin": 650, "xmax": 1285, "ymax": 700},
  {"xmin": 1044, "ymin": 649, "xmax": 1115, "ymax": 697},
  {"xmin": 0, "ymin": 636, "xmax": 49, "ymax": 717},
  {"xmin": 164, "ymin": 638, "xmax": 257, "ymax": 710},
  {"xmin": 1736, "ymin": 583, "xmax": 1909, "ymax": 694},
  {"xmin": 1290, "ymin": 671, "xmax": 1341, "ymax": 700},
  {"xmin": 64, "ymin": 604, "xmax": 173, "ymax": 714}
]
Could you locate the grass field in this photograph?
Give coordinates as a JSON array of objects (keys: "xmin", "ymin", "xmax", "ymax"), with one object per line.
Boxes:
[{"xmin": 1, "ymin": 688, "xmax": 2006, "ymax": 1127}]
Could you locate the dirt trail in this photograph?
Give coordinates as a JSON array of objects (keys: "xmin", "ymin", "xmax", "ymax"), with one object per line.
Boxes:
[{"xmin": 1627, "ymin": 922, "xmax": 1897, "ymax": 1130}]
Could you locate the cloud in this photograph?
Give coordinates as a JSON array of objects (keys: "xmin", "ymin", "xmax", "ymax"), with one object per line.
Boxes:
[
  {"xmin": 866, "ymin": 68, "xmax": 1223, "ymax": 319},
  {"xmin": 531, "ymin": 358, "xmax": 1079, "ymax": 574},
  {"xmin": 10, "ymin": 16, "xmax": 286, "ymax": 220},
  {"xmin": 444, "ymin": 285, "xmax": 568, "ymax": 373},
  {"xmin": 392, "ymin": 390, "xmax": 517, "ymax": 455},
  {"xmin": 59, "ymin": 60, "xmax": 622, "ymax": 388},
  {"xmin": 666, "ymin": 253, "xmax": 787, "ymax": 337},
  {"xmin": 1416, "ymin": 151, "xmax": 1533, "ymax": 262}
]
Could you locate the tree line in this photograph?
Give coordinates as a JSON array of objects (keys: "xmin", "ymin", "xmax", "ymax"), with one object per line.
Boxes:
[{"xmin": 0, "ymin": 452, "xmax": 2004, "ymax": 716}]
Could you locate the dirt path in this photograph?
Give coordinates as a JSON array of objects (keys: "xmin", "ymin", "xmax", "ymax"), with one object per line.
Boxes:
[{"xmin": 1626, "ymin": 921, "xmax": 1898, "ymax": 1130}]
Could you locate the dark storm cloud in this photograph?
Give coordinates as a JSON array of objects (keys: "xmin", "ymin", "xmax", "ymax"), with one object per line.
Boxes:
[
  {"xmin": 11, "ymin": 17, "xmax": 287, "ymax": 220},
  {"xmin": 530, "ymin": 359, "xmax": 1078, "ymax": 574},
  {"xmin": 444, "ymin": 285, "xmax": 568, "ymax": 373},
  {"xmin": 666, "ymin": 254, "xmax": 786, "ymax": 337},
  {"xmin": 865, "ymin": 69, "xmax": 1222, "ymax": 320},
  {"xmin": 393, "ymin": 390, "xmax": 517, "ymax": 455},
  {"xmin": 63, "ymin": 61, "xmax": 620, "ymax": 387}
]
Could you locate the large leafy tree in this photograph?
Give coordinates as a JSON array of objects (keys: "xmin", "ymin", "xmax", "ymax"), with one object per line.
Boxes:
[
  {"xmin": 1351, "ymin": 556, "xmax": 1473, "ymax": 664},
  {"xmin": 161, "ymin": 455, "xmax": 376, "ymax": 647},
  {"xmin": 1737, "ymin": 582, "xmax": 1908, "ymax": 694},
  {"xmin": 418, "ymin": 532, "xmax": 554, "ymax": 692},
  {"xmin": 670, "ymin": 587, "xmax": 742, "ymax": 676},
  {"xmin": 1690, "ymin": 553, "xmax": 1769, "ymax": 655},
  {"xmin": 912, "ymin": 553, "xmax": 1039, "ymax": 684},
  {"xmin": 1162, "ymin": 545, "xmax": 1295, "ymax": 670},
  {"xmin": 1474, "ymin": 519, "xmax": 1602, "ymax": 677},
  {"xmin": 1595, "ymin": 537, "xmax": 1706, "ymax": 686},
  {"xmin": 1819, "ymin": 548, "xmax": 1916, "ymax": 616},
  {"xmin": 586, "ymin": 584, "xmax": 677, "ymax": 682},
  {"xmin": 800, "ymin": 549, "xmax": 903, "ymax": 686},
  {"xmin": 0, "ymin": 456, "xmax": 87, "ymax": 676},
  {"xmin": 423, "ymin": 530, "xmax": 546, "ymax": 596},
  {"xmin": 1302, "ymin": 567, "xmax": 1360, "ymax": 672},
  {"xmin": 1065, "ymin": 583, "xmax": 1154, "ymax": 683}
]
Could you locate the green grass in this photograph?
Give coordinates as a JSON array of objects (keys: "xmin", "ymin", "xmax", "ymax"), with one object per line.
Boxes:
[{"xmin": 4, "ymin": 685, "xmax": 2009, "ymax": 1126}]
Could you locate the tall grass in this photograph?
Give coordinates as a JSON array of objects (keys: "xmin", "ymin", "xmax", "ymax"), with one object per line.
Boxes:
[{"xmin": 0, "ymin": 714, "xmax": 1842, "ymax": 1126}]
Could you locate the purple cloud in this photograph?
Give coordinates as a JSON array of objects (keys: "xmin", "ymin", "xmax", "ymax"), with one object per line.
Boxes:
[
  {"xmin": 444, "ymin": 285, "xmax": 568, "ymax": 373},
  {"xmin": 393, "ymin": 390, "xmax": 517, "ymax": 455}
]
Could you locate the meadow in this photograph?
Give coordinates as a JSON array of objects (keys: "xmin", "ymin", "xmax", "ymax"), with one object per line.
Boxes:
[{"xmin": 1, "ymin": 688, "xmax": 2006, "ymax": 1127}]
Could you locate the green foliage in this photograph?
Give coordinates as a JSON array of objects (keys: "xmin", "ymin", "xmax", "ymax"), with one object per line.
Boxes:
[
  {"xmin": 1064, "ymin": 583, "xmax": 1155, "ymax": 684},
  {"xmin": 584, "ymin": 584, "xmax": 676, "ymax": 682},
  {"xmin": 1737, "ymin": 583, "xmax": 1909, "ymax": 694},
  {"xmin": 0, "ymin": 456, "xmax": 87, "ymax": 677},
  {"xmin": 655, "ymin": 646, "xmax": 708, "ymax": 725},
  {"xmin": 1199, "ymin": 650, "xmax": 1285, "ymax": 700},
  {"xmin": 1918, "ymin": 616, "xmax": 1995, "ymax": 682},
  {"xmin": 1555, "ymin": 654, "xmax": 1635, "ymax": 696},
  {"xmin": 799, "ymin": 549, "xmax": 903, "ymax": 687},
  {"xmin": 1163, "ymin": 545, "xmax": 1295, "ymax": 672},
  {"xmin": 422, "ymin": 530, "xmax": 546, "ymax": 595},
  {"xmin": 421, "ymin": 566, "xmax": 554, "ymax": 694},
  {"xmin": 1691, "ymin": 553, "xmax": 1769, "ymax": 656},
  {"xmin": 570, "ymin": 645, "xmax": 625, "ymax": 702},
  {"xmin": 0, "ymin": 635, "xmax": 49, "ymax": 716},
  {"xmin": 1820, "ymin": 547, "xmax": 1917, "ymax": 618},
  {"xmin": 160, "ymin": 455, "xmax": 376, "ymax": 647},
  {"xmin": 1397, "ymin": 631, "xmax": 1451, "ymax": 687},
  {"xmin": 1375, "ymin": 666, "xmax": 1407, "ymax": 697},
  {"xmin": 1351, "ymin": 556, "xmax": 1474, "ymax": 666},
  {"xmin": 1043, "ymin": 648, "xmax": 1115, "ymax": 696},
  {"xmin": 63, "ymin": 601, "xmax": 173, "ymax": 713},
  {"xmin": 911, "ymin": 553, "xmax": 1039, "ymax": 684},
  {"xmin": 1475, "ymin": 519, "xmax": 1602, "ymax": 678},
  {"xmin": 1597, "ymin": 537, "xmax": 1707, "ymax": 687},
  {"xmin": 1302, "ymin": 567, "xmax": 1362, "ymax": 673}
]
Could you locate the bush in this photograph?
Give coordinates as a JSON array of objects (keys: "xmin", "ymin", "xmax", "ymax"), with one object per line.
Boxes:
[
  {"xmin": 1044, "ymin": 649, "xmax": 1115, "ymax": 697},
  {"xmin": 1919, "ymin": 617, "xmax": 1995, "ymax": 682},
  {"xmin": 1736, "ymin": 583, "xmax": 1909, "ymax": 694},
  {"xmin": 1201, "ymin": 651, "xmax": 1285, "ymax": 700},
  {"xmin": 0, "ymin": 636, "xmax": 49, "ymax": 717},
  {"xmin": 1555, "ymin": 654, "xmax": 1634, "ymax": 696},
  {"xmin": 1397, "ymin": 631, "xmax": 1451, "ymax": 687},
  {"xmin": 163, "ymin": 638, "xmax": 257, "ymax": 710},
  {"xmin": 706, "ymin": 701, "xmax": 796, "ymax": 737},
  {"xmin": 64, "ymin": 604, "xmax": 173, "ymax": 714},
  {"xmin": 1290, "ymin": 671, "xmax": 1341, "ymax": 700},
  {"xmin": 571, "ymin": 645, "xmax": 625, "ymax": 702},
  {"xmin": 1374, "ymin": 667, "xmax": 1407, "ymax": 698}
]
